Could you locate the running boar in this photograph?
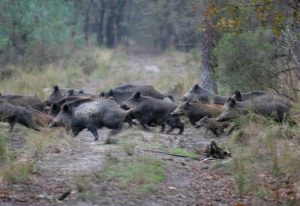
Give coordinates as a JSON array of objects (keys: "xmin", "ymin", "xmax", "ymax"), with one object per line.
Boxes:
[
  {"xmin": 28, "ymin": 108, "xmax": 54, "ymax": 128},
  {"xmin": 44, "ymin": 85, "xmax": 86, "ymax": 106},
  {"xmin": 121, "ymin": 92, "xmax": 184, "ymax": 134},
  {"xmin": 216, "ymin": 97, "xmax": 290, "ymax": 122},
  {"xmin": 101, "ymin": 84, "xmax": 174, "ymax": 104},
  {"xmin": 0, "ymin": 102, "xmax": 41, "ymax": 131},
  {"xmin": 232, "ymin": 90, "xmax": 267, "ymax": 101},
  {"xmin": 49, "ymin": 96, "xmax": 98, "ymax": 116},
  {"xmin": 181, "ymin": 84, "xmax": 266, "ymax": 105},
  {"xmin": 195, "ymin": 116, "xmax": 230, "ymax": 136},
  {"xmin": 50, "ymin": 98, "xmax": 129, "ymax": 141},
  {"xmin": 0, "ymin": 94, "xmax": 44, "ymax": 111},
  {"xmin": 171, "ymin": 100, "xmax": 224, "ymax": 125}
]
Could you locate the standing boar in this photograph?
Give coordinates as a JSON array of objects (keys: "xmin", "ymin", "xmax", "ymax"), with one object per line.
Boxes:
[
  {"xmin": 50, "ymin": 98, "xmax": 129, "ymax": 141},
  {"xmin": 100, "ymin": 84, "xmax": 174, "ymax": 104},
  {"xmin": 0, "ymin": 94, "xmax": 44, "ymax": 111},
  {"xmin": 121, "ymin": 92, "xmax": 184, "ymax": 134},
  {"xmin": 181, "ymin": 84, "xmax": 266, "ymax": 105},
  {"xmin": 195, "ymin": 116, "xmax": 230, "ymax": 136},
  {"xmin": 216, "ymin": 97, "xmax": 290, "ymax": 122},
  {"xmin": 171, "ymin": 100, "xmax": 224, "ymax": 125}
]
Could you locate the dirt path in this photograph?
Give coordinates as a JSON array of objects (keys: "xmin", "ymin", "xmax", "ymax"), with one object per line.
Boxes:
[{"xmin": 0, "ymin": 53, "xmax": 269, "ymax": 206}]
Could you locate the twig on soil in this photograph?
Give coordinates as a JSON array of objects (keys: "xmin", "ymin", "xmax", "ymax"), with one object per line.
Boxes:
[
  {"xmin": 143, "ymin": 149, "xmax": 199, "ymax": 160},
  {"xmin": 57, "ymin": 189, "xmax": 71, "ymax": 201}
]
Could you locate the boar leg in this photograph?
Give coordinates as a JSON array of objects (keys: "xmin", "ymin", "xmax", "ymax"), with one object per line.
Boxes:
[
  {"xmin": 160, "ymin": 123, "xmax": 166, "ymax": 133},
  {"xmin": 9, "ymin": 121, "xmax": 16, "ymax": 132},
  {"xmin": 89, "ymin": 127, "xmax": 99, "ymax": 141}
]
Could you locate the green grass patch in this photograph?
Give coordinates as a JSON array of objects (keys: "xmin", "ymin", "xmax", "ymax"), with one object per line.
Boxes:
[
  {"xmin": 0, "ymin": 129, "xmax": 7, "ymax": 161},
  {"xmin": 168, "ymin": 147, "xmax": 198, "ymax": 159},
  {"xmin": 0, "ymin": 161, "xmax": 36, "ymax": 183},
  {"xmin": 101, "ymin": 157, "xmax": 165, "ymax": 194}
]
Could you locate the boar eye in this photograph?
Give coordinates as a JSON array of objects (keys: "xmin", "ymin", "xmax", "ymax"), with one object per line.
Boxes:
[{"xmin": 63, "ymin": 105, "xmax": 70, "ymax": 113}]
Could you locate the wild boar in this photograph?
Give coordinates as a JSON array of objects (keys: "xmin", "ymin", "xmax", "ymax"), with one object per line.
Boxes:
[
  {"xmin": 44, "ymin": 85, "xmax": 87, "ymax": 106},
  {"xmin": 50, "ymin": 98, "xmax": 129, "ymax": 141},
  {"xmin": 195, "ymin": 116, "xmax": 230, "ymax": 136},
  {"xmin": 100, "ymin": 84, "xmax": 174, "ymax": 104},
  {"xmin": 232, "ymin": 90, "xmax": 267, "ymax": 101},
  {"xmin": 49, "ymin": 96, "xmax": 98, "ymax": 116},
  {"xmin": 171, "ymin": 100, "xmax": 224, "ymax": 125},
  {"xmin": 121, "ymin": 92, "xmax": 184, "ymax": 134},
  {"xmin": 216, "ymin": 97, "xmax": 290, "ymax": 122},
  {"xmin": 28, "ymin": 108, "xmax": 54, "ymax": 128},
  {"xmin": 0, "ymin": 102, "xmax": 41, "ymax": 131},
  {"xmin": 0, "ymin": 94, "xmax": 44, "ymax": 111},
  {"xmin": 181, "ymin": 84, "xmax": 266, "ymax": 105}
]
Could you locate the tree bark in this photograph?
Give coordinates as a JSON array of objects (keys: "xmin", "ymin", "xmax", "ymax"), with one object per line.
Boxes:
[
  {"xmin": 96, "ymin": 0, "xmax": 105, "ymax": 47},
  {"xmin": 200, "ymin": 19, "xmax": 218, "ymax": 93}
]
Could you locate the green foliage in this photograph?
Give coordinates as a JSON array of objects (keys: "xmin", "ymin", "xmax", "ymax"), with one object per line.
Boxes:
[
  {"xmin": 0, "ymin": 0, "xmax": 83, "ymax": 64},
  {"xmin": 168, "ymin": 147, "xmax": 198, "ymax": 159},
  {"xmin": 1, "ymin": 161, "xmax": 36, "ymax": 183},
  {"xmin": 0, "ymin": 130, "xmax": 7, "ymax": 161},
  {"xmin": 214, "ymin": 31, "xmax": 278, "ymax": 91},
  {"xmin": 102, "ymin": 157, "xmax": 165, "ymax": 194}
]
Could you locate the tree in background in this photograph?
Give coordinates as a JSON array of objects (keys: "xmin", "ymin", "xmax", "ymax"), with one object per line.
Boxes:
[{"xmin": 201, "ymin": 0, "xmax": 300, "ymax": 95}]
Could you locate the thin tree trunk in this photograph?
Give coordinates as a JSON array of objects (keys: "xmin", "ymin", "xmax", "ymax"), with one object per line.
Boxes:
[
  {"xmin": 84, "ymin": 0, "xmax": 92, "ymax": 44},
  {"xmin": 105, "ymin": 0, "xmax": 117, "ymax": 48},
  {"xmin": 200, "ymin": 19, "xmax": 218, "ymax": 93},
  {"xmin": 96, "ymin": 0, "xmax": 105, "ymax": 47},
  {"xmin": 115, "ymin": 0, "xmax": 126, "ymax": 45}
]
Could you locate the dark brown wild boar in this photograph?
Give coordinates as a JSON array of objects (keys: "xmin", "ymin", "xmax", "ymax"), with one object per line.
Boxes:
[
  {"xmin": 171, "ymin": 100, "xmax": 224, "ymax": 125},
  {"xmin": 216, "ymin": 97, "xmax": 290, "ymax": 122},
  {"xmin": 28, "ymin": 108, "xmax": 54, "ymax": 128},
  {"xmin": 195, "ymin": 116, "xmax": 230, "ymax": 136},
  {"xmin": 181, "ymin": 84, "xmax": 266, "ymax": 105},
  {"xmin": 0, "ymin": 102, "xmax": 40, "ymax": 131},
  {"xmin": 121, "ymin": 92, "xmax": 184, "ymax": 134},
  {"xmin": 0, "ymin": 94, "xmax": 44, "ymax": 111},
  {"xmin": 100, "ymin": 84, "xmax": 174, "ymax": 104}
]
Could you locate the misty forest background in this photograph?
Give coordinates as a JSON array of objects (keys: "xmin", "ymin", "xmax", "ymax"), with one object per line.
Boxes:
[{"xmin": 0, "ymin": 0, "xmax": 299, "ymax": 97}]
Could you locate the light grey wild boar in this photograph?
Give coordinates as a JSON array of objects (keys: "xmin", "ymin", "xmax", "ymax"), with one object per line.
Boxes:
[{"xmin": 50, "ymin": 98, "xmax": 129, "ymax": 141}]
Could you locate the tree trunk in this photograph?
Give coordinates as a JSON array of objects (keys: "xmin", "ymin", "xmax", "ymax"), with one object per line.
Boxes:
[
  {"xmin": 96, "ymin": 0, "xmax": 105, "ymax": 47},
  {"xmin": 84, "ymin": 0, "xmax": 92, "ymax": 44},
  {"xmin": 105, "ymin": 0, "xmax": 117, "ymax": 48},
  {"xmin": 200, "ymin": 19, "xmax": 218, "ymax": 93},
  {"xmin": 115, "ymin": 0, "xmax": 126, "ymax": 45}
]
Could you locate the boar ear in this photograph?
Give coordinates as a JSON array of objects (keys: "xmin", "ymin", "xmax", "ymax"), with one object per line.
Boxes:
[
  {"xmin": 234, "ymin": 90, "xmax": 242, "ymax": 101},
  {"xmin": 63, "ymin": 104, "xmax": 70, "ymax": 113},
  {"xmin": 67, "ymin": 89, "xmax": 74, "ymax": 96},
  {"xmin": 108, "ymin": 89, "xmax": 113, "ymax": 96},
  {"xmin": 79, "ymin": 90, "xmax": 84, "ymax": 94},
  {"xmin": 52, "ymin": 103, "xmax": 57, "ymax": 111},
  {"xmin": 228, "ymin": 98, "xmax": 236, "ymax": 108},
  {"xmin": 53, "ymin": 85, "xmax": 60, "ymax": 93},
  {"xmin": 133, "ymin": 92, "xmax": 141, "ymax": 99},
  {"xmin": 99, "ymin": 92, "xmax": 104, "ymax": 97},
  {"xmin": 193, "ymin": 84, "xmax": 200, "ymax": 90},
  {"xmin": 185, "ymin": 99, "xmax": 191, "ymax": 106}
]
